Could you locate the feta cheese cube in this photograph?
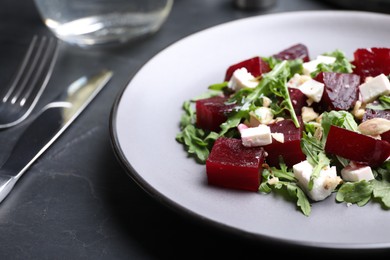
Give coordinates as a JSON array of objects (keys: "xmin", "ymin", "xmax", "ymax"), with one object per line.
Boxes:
[
  {"xmin": 228, "ymin": 68, "xmax": 259, "ymax": 91},
  {"xmin": 293, "ymin": 160, "xmax": 313, "ymax": 184},
  {"xmin": 293, "ymin": 160, "xmax": 342, "ymax": 201},
  {"xmin": 238, "ymin": 123, "xmax": 272, "ymax": 147},
  {"xmin": 302, "ymin": 55, "xmax": 337, "ymax": 76},
  {"xmin": 251, "ymin": 107, "xmax": 274, "ymax": 125},
  {"xmin": 341, "ymin": 163, "xmax": 374, "ymax": 182},
  {"xmin": 298, "ymin": 79, "xmax": 324, "ymax": 103},
  {"xmin": 359, "ymin": 74, "xmax": 390, "ymax": 103},
  {"xmin": 287, "ymin": 73, "xmax": 311, "ymax": 89}
]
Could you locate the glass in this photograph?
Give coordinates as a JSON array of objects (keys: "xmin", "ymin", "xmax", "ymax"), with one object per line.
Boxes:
[
  {"xmin": 234, "ymin": 0, "xmax": 276, "ymax": 10},
  {"xmin": 33, "ymin": 0, "xmax": 174, "ymax": 48}
]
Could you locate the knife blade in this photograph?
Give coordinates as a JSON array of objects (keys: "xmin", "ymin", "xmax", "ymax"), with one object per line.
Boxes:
[{"xmin": 0, "ymin": 69, "xmax": 113, "ymax": 203}]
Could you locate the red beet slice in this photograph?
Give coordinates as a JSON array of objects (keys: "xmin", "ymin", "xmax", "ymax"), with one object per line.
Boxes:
[
  {"xmin": 206, "ymin": 137, "xmax": 266, "ymax": 192},
  {"xmin": 273, "ymin": 43, "xmax": 310, "ymax": 62},
  {"xmin": 264, "ymin": 117, "xmax": 306, "ymax": 167},
  {"xmin": 288, "ymin": 87, "xmax": 306, "ymax": 116},
  {"xmin": 362, "ymin": 108, "xmax": 390, "ymax": 122},
  {"xmin": 224, "ymin": 56, "xmax": 270, "ymax": 81},
  {"xmin": 381, "ymin": 130, "xmax": 390, "ymax": 143},
  {"xmin": 353, "ymin": 47, "xmax": 390, "ymax": 82},
  {"xmin": 315, "ymin": 72, "xmax": 360, "ymax": 111},
  {"xmin": 325, "ymin": 125, "xmax": 390, "ymax": 167},
  {"xmin": 196, "ymin": 96, "xmax": 235, "ymax": 132}
]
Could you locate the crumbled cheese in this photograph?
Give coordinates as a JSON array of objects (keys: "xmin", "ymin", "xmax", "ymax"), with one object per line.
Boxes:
[
  {"xmin": 262, "ymin": 96, "xmax": 272, "ymax": 107},
  {"xmin": 341, "ymin": 163, "xmax": 374, "ymax": 182},
  {"xmin": 268, "ymin": 176, "xmax": 279, "ymax": 185},
  {"xmin": 298, "ymin": 79, "xmax": 324, "ymax": 103},
  {"xmin": 293, "ymin": 160, "xmax": 342, "ymax": 201},
  {"xmin": 365, "ymin": 76, "xmax": 374, "ymax": 83},
  {"xmin": 302, "ymin": 55, "xmax": 337, "ymax": 76},
  {"xmin": 287, "ymin": 73, "xmax": 312, "ymax": 88},
  {"xmin": 359, "ymin": 73, "xmax": 390, "ymax": 103},
  {"xmin": 228, "ymin": 68, "xmax": 259, "ymax": 91},
  {"xmin": 252, "ymin": 107, "xmax": 274, "ymax": 125},
  {"xmin": 247, "ymin": 103, "xmax": 275, "ymax": 127},
  {"xmin": 271, "ymin": 132, "xmax": 284, "ymax": 143},
  {"xmin": 238, "ymin": 123, "xmax": 272, "ymax": 147},
  {"xmin": 301, "ymin": 106, "xmax": 319, "ymax": 122}
]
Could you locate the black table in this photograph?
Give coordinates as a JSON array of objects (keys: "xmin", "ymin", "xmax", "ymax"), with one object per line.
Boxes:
[{"xmin": 1, "ymin": 0, "xmax": 390, "ymax": 258}]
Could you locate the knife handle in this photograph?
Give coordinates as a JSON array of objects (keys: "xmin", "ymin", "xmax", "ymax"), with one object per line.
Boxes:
[
  {"xmin": 0, "ymin": 174, "xmax": 16, "ymax": 203},
  {"xmin": 0, "ymin": 104, "xmax": 70, "ymax": 203},
  {"xmin": 0, "ymin": 105, "xmax": 64, "ymax": 203},
  {"xmin": 1, "ymin": 105, "xmax": 65, "ymax": 176}
]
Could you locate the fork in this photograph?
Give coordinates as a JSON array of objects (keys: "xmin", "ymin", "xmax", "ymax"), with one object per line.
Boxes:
[{"xmin": 0, "ymin": 35, "xmax": 59, "ymax": 129}]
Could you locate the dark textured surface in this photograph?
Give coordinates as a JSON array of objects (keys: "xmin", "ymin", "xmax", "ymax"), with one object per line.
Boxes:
[
  {"xmin": 0, "ymin": 0, "xmax": 389, "ymax": 258},
  {"xmin": 323, "ymin": 0, "xmax": 390, "ymax": 13}
]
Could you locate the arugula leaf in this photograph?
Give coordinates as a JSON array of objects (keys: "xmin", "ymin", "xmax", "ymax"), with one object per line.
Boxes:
[
  {"xmin": 321, "ymin": 110, "xmax": 358, "ymax": 138},
  {"xmin": 176, "ymin": 101, "xmax": 218, "ymax": 163},
  {"xmin": 301, "ymin": 130, "xmax": 331, "ymax": 191},
  {"xmin": 176, "ymin": 125, "xmax": 216, "ymax": 163},
  {"xmin": 372, "ymin": 179, "xmax": 390, "ymax": 208},
  {"xmin": 366, "ymin": 95, "xmax": 390, "ymax": 110},
  {"xmin": 260, "ymin": 164, "xmax": 311, "ymax": 216},
  {"xmin": 374, "ymin": 160, "xmax": 390, "ymax": 181},
  {"xmin": 262, "ymin": 56, "xmax": 304, "ymax": 76},
  {"xmin": 308, "ymin": 153, "xmax": 330, "ymax": 191},
  {"xmin": 219, "ymin": 60, "xmax": 299, "ymax": 136},
  {"xmin": 301, "ymin": 131, "xmax": 324, "ymax": 164},
  {"xmin": 311, "ymin": 49, "xmax": 355, "ymax": 77},
  {"xmin": 371, "ymin": 161, "xmax": 390, "ymax": 208},
  {"xmin": 269, "ymin": 162, "xmax": 296, "ymax": 182},
  {"xmin": 287, "ymin": 184, "xmax": 311, "ymax": 217},
  {"xmin": 208, "ymin": 82, "xmax": 228, "ymax": 91},
  {"xmin": 179, "ymin": 101, "xmax": 195, "ymax": 128},
  {"xmin": 336, "ymin": 181, "xmax": 373, "ymax": 206},
  {"xmin": 192, "ymin": 90, "xmax": 224, "ymax": 101}
]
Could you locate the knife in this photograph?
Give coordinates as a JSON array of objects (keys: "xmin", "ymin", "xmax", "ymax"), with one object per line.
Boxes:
[{"xmin": 0, "ymin": 69, "xmax": 113, "ymax": 203}]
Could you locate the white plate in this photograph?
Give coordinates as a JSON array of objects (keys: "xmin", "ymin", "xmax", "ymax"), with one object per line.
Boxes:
[{"xmin": 110, "ymin": 11, "xmax": 390, "ymax": 249}]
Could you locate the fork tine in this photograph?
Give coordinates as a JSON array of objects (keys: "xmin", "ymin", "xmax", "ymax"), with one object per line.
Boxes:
[
  {"xmin": 9, "ymin": 36, "xmax": 47, "ymax": 104},
  {"xmin": 18, "ymin": 37, "xmax": 59, "ymax": 107},
  {"xmin": 2, "ymin": 35, "xmax": 39, "ymax": 103},
  {"xmin": 0, "ymin": 35, "xmax": 59, "ymax": 129},
  {"xmin": 5, "ymin": 36, "xmax": 59, "ymax": 107}
]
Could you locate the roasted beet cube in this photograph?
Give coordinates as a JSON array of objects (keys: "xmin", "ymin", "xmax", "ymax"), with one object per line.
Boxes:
[
  {"xmin": 381, "ymin": 130, "xmax": 390, "ymax": 143},
  {"xmin": 196, "ymin": 96, "xmax": 235, "ymax": 132},
  {"xmin": 264, "ymin": 117, "xmax": 306, "ymax": 167},
  {"xmin": 288, "ymin": 87, "xmax": 306, "ymax": 116},
  {"xmin": 206, "ymin": 137, "xmax": 266, "ymax": 192},
  {"xmin": 362, "ymin": 108, "xmax": 390, "ymax": 122},
  {"xmin": 268, "ymin": 117, "xmax": 304, "ymax": 137},
  {"xmin": 325, "ymin": 125, "xmax": 390, "ymax": 167},
  {"xmin": 273, "ymin": 43, "xmax": 310, "ymax": 62},
  {"xmin": 315, "ymin": 72, "xmax": 360, "ymax": 111},
  {"xmin": 224, "ymin": 56, "xmax": 270, "ymax": 81},
  {"xmin": 353, "ymin": 47, "xmax": 390, "ymax": 81}
]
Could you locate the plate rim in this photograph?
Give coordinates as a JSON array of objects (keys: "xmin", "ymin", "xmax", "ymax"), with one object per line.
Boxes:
[{"xmin": 109, "ymin": 10, "xmax": 390, "ymax": 250}]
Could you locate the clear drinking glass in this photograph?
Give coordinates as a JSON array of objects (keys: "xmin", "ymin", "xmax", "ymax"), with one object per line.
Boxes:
[{"xmin": 33, "ymin": 0, "xmax": 174, "ymax": 47}]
